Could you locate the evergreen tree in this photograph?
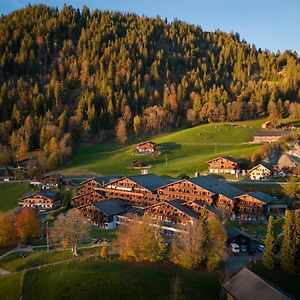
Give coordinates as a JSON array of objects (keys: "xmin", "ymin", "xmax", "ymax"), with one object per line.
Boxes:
[{"xmin": 263, "ymin": 216, "xmax": 275, "ymax": 270}]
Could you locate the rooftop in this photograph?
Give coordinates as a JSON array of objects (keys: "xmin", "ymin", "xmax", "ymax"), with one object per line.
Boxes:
[
  {"xmin": 168, "ymin": 199, "xmax": 199, "ymax": 218},
  {"xmin": 82, "ymin": 174, "xmax": 124, "ymax": 186},
  {"xmin": 23, "ymin": 190, "xmax": 59, "ymax": 200},
  {"xmin": 92, "ymin": 199, "xmax": 132, "ymax": 216},
  {"xmin": 254, "ymin": 130, "xmax": 291, "ymax": 137},
  {"xmin": 247, "ymin": 191, "xmax": 275, "ymax": 204}
]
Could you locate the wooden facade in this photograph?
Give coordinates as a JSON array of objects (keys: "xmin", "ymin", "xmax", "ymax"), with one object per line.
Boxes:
[
  {"xmin": 134, "ymin": 141, "xmax": 161, "ymax": 156},
  {"xmin": 73, "ymin": 190, "xmax": 105, "ymax": 207},
  {"xmin": 39, "ymin": 174, "xmax": 64, "ymax": 188},
  {"xmin": 248, "ymin": 164, "xmax": 272, "ymax": 180},
  {"xmin": 19, "ymin": 192, "xmax": 60, "ymax": 211},
  {"xmin": 253, "ymin": 130, "xmax": 291, "ymax": 143},
  {"xmin": 207, "ymin": 157, "xmax": 240, "ymax": 175},
  {"xmin": 75, "ymin": 179, "xmax": 103, "ymax": 196}
]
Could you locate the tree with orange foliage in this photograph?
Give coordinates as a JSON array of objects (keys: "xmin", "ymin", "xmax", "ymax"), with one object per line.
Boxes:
[
  {"xmin": 15, "ymin": 208, "xmax": 40, "ymax": 242},
  {"xmin": 0, "ymin": 212, "xmax": 18, "ymax": 248}
]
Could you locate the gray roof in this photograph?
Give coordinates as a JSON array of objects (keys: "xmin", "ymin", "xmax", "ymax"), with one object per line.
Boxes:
[
  {"xmin": 127, "ymin": 174, "xmax": 176, "ymax": 192},
  {"xmin": 168, "ymin": 200, "xmax": 199, "ymax": 218},
  {"xmin": 82, "ymin": 174, "xmax": 124, "ymax": 186},
  {"xmin": 223, "ymin": 268, "xmax": 292, "ymax": 300},
  {"xmin": 188, "ymin": 176, "xmax": 244, "ymax": 200},
  {"xmin": 23, "ymin": 191, "xmax": 59, "ymax": 201},
  {"xmin": 226, "ymin": 227, "xmax": 257, "ymax": 241},
  {"xmin": 91, "ymin": 199, "xmax": 132, "ymax": 216},
  {"xmin": 254, "ymin": 130, "xmax": 291, "ymax": 137},
  {"xmin": 207, "ymin": 156, "xmax": 240, "ymax": 164},
  {"xmin": 247, "ymin": 191, "xmax": 274, "ymax": 204}
]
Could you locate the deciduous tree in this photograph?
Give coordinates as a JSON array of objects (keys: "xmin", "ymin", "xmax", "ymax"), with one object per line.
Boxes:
[{"xmin": 0, "ymin": 212, "xmax": 17, "ymax": 248}]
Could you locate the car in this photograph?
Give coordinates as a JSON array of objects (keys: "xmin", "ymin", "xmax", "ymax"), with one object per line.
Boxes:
[
  {"xmin": 229, "ymin": 243, "xmax": 240, "ymax": 254},
  {"xmin": 248, "ymin": 248, "xmax": 256, "ymax": 255},
  {"xmin": 256, "ymin": 244, "xmax": 265, "ymax": 252},
  {"xmin": 240, "ymin": 245, "xmax": 247, "ymax": 253}
]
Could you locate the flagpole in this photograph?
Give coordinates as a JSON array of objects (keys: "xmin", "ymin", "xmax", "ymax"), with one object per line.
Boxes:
[{"xmin": 46, "ymin": 221, "xmax": 50, "ymax": 252}]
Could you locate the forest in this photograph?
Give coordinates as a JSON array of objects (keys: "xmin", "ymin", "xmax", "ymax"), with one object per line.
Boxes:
[{"xmin": 1, "ymin": 5, "xmax": 300, "ymax": 169}]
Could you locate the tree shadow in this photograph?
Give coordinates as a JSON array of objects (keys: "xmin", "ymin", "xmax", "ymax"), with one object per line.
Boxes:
[{"xmin": 159, "ymin": 142, "xmax": 181, "ymax": 151}]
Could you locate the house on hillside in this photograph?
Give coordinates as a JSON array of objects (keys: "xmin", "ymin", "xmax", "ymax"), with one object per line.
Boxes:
[
  {"xmin": 253, "ymin": 130, "xmax": 291, "ymax": 143},
  {"xmin": 77, "ymin": 199, "xmax": 133, "ymax": 229},
  {"xmin": 223, "ymin": 268, "xmax": 292, "ymax": 300},
  {"xmin": 261, "ymin": 120, "xmax": 277, "ymax": 129},
  {"xmin": 235, "ymin": 191, "xmax": 275, "ymax": 221},
  {"xmin": 226, "ymin": 227, "xmax": 257, "ymax": 250},
  {"xmin": 277, "ymin": 154, "xmax": 298, "ymax": 172},
  {"xmin": 248, "ymin": 163, "xmax": 273, "ymax": 180},
  {"xmin": 16, "ymin": 157, "xmax": 39, "ymax": 170},
  {"xmin": 32, "ymin": 174, "xmax": 64, "ymax": 189},
  {"xmin": 19, "ymin": 191, "xmax": 60, "ymax": 211},
  {"xmin": 134, "ymin": 141, "xmax": 161, "ymax": 156},
  {"xmin": 72, "ymin": 190, "xmax": 105, "ymax": 207},
  {"xmin": 206, "ymin": 156, "xmax": 243, "ymax": 175}
]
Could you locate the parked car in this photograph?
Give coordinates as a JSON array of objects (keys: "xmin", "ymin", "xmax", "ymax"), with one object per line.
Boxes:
[
  {"xmin": 248, "ymin": 248, "xmax": 256, "ymax": 255},
  {"xmin": 240, "ymin": 245, "xmax": 247, "ymax": 253},
  {"xmin": 229, "ymin": 243, "xmax": 240, "ymax": 254},
  {"xmin": 256, "ymin": 244, "xmax": 265, "ymax": 252}
]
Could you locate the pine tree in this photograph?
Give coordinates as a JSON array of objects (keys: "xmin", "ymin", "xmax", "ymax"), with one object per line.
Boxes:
[
  {"xmin": 294, "ymin": 210, "xmax": 300, "ymax": 261},
  {"xmin": 280, "ymin": 210, "xmax": 296, "ymax": 274},
  {"xmin": 263, "ymin": 216, "xmax": 275, "ymax": 270}
]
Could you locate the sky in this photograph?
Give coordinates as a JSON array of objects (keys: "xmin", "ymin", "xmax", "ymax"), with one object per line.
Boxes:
[{"xmin": 0, "ymin": 0, "xmax": 299, "ymax": 54}]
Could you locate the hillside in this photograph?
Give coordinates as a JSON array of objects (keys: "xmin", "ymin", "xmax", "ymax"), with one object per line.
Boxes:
[
  {"xmin": 59, "ymin": 119, "xmax": 263, "ymax": 177},
  {"xmin": 1, "ymin": 5, "xmax": 300, "ymax": 170}
]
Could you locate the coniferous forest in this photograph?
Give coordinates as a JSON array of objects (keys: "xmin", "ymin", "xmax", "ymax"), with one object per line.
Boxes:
[{"xmin": 1, "ymin": 5, "xmax": 300, "ymax": 169}]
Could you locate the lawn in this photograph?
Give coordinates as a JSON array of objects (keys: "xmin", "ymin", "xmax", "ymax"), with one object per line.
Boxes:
[
  {"xmin": 0, "ymin": 273, "xmax": 23, "ymax": 300},
  {"xmin": 0, "ymin": 183, "xmax": 29, "ymax": 211},
  {"xmin": 250, "ymin": 263, "xmax": 300, "ymax": 299},
  {"xmin": 59, "ymin": 119, "xmax": 265, "ymax": 177},
  {"xmin": 21, "ymin": 259, "xmax": 220, "ymax": 300}
]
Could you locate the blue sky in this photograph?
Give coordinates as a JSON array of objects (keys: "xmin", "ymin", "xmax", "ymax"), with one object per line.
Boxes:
[{"xmin": 0, "ymin": 0, "xmax": 299, "ymax": 54}]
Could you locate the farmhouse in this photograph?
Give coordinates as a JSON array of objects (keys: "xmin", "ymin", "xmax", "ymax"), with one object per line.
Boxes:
[
  {"xmin": 206, "ymin": 156, "xmax": 242, "ymax": 175},
  {"xmin": 16, "ymin": 156, "xmax": 39, "ymax": 169},
  {"xmin": 261, "ymin": 120, "xmax": 277, "ymax": 129},
  {"xmin": 248, "ymin": 163, "xmax": 272, "ymax": 180},
  {"xmin": 253, "ymin": 130, "xmax": 291, "ymax": 143},
  {"xmin": 134, "ymin": 141, "xmax": 161, "ymax": 155},
  {"xmin": 77, "ymin": 199, "xmax": 132, "ymax": 229},
  {"xmin": 236, "ymin": 191, "xmax": 274, "ymax": 221},
  {"xmin": 35, "ymin": 173, "xmax": 64, "ymax": 189},
  {"xmin": 223, "ymin": 268, "xmax": 291, "ymax": 300},
  {"xmin": 277, "ymin": 154, "xmax": 298, "ymax": 171},
  {"xmin": 19, "ymin": 191, "xmax": 60, "ymax": 211}
]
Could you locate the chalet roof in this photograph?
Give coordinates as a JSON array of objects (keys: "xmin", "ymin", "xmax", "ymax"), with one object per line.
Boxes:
[
  {"xmin": 81, "ymin": 174, "xmax": 124, "ymax": 186},
  {"xmin": 226, "ymin": 227, "xmax": 257, "ymax": 241},
  {"xmin": 192, "ymin": 200, "xmax": 222, "ymax": 216},
  {"xmin": 91, "ymin": 199, "xmax": 132, "ymax": 216},
  {"xmin": 277, "ymin": 154, "xmax": 298, "ymax": 169},
  {"xmin": 137, "ymin": 141, "xmax": 156, "ymax": 147},
  {"xmin": 246, "ymin": 191, "xmax": 275, "ymax": 204},
  {"xmin": 72, "ymin": 190, "xmax": 103, "ymax": 200},
  {"xmin": 206, "ymin": 156, "xmax": 240, "ymax": 164},
  {"xmin": 23, "ymin": 191, "xmax": 59, "ymax": 201},
  {"xmin": 188, "ymin": 176, "xmax": 244, "ymax": 200},
  {"xmin": 127, "ymin": 174, "xmax": 176, "ymax": 192},
  {"xmin": 167, "ymin": 199, "xmax": 199, "ymax": 218},
  {"xmin": 248, "ymin": 163, "xmax": 273, "ymax": 173},
  {"xmin": 39, "ymin": 173, "xmax": 64, "ymax": 180},
  {"xmin": 254, "ymin": 130, "xmax": 291, "ymax": 137},
  {"xmin": 223, "ymin": 268, "xmax": 292, "ymax": 300}
]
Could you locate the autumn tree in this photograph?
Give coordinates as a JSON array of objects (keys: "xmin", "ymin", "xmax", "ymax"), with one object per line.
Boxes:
[
  {"xmin": 263, "ymin": 216, "xmax": 275, "ymax": 270},
  {"xmin": 15, "ymin": 208, "xmax": 40, "ymax": 242},
  {"xmin": 100, "ymin": 244, "xmax": 108, "ymax": 258},
  {"xmin": 133, "ymin": 115, "xmax": 141, "ymax": 136},
  {"xmin": 280, "ymin": 210, "xmax": 296, "ymax": 274},
  {"xmin": 283, "ymin": 176, "xmax": 300, "ymax": 203},
  {"xmin": 117, "ymin": 214, "xmax": 166, "ymax": 262},
  {"xmin": 115, "ymin": 118, "xmax": 127, "ymax": 144},
  {"xmin": 50, "ymin": 209, "xmax": 91, "ymax": 256},
  {"xmin": 0, "ymin": 212, "xmax": 17, "ymax": 248}
]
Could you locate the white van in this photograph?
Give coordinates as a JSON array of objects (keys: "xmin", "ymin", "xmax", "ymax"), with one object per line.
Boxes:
[{"xmin": 229, "ymin": 243, "xmax": 240, "ymax": 254}]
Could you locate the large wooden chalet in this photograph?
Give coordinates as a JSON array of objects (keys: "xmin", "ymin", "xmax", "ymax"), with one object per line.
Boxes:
[
  {"xmin": 253, "ymin": 130, "xmax": 291, "ymax": 143},
  {"xmin": 206, "ymin": 156, "xmax": 241, "ymax": 175},
  {"xmin": 74, "ymin": 173, "xmax": 275, "ymax": 226},
  {"xmin": 248, "ymin": 163, "xmax": 272, "ymax": 180},
  {"xmin": 134, "ymin": 141, "xmax": 161, "ymax": 156},
  {"xmin": 19, "ymin": 191, "xmax": 60, "ymax": 211}
]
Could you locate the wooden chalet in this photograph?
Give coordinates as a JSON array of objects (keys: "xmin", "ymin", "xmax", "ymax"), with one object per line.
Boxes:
[
  {"xmin": 253, "ymin": 130, "xmax": 291, "ymax": 143},
  {"xmin": 77, "ymin": 199, "xmax": 132, "ymax": 229},
  {"xmin": 248, "ymin": 163, "xmax": 272, "ymax": 180},
  {"xmin": 72, "ymin": 190, "xmax": 105, "ymax": 207},
  {"xmin": 235, "ymin": 191, "xmax": 274, "ymax": 221},
  {"xmin": 261, "ymin": 120, "xmax": 277, "ymax": 129},
  {"xmin": 76, "ymin": 175, "xmax": 123, "ymax": 196},
  {"xmin": 184, "ymin": 200, "xmax": 222, "ymax": 219},
  {"xmin": 131, "ymin": 160, "xmax": 146, "ymax": 168},
  {"xmin": 143, "ymin": 199, "xmax": 199, "ymax": 226},
  {"xmin": 97, "ymin": 174, "xmax": 174, "ymax": 207},
  {"xmin": 19, "ymin": 191, "xmax": 60, "ymax": 211},
  {"xmin": 206, "ymin": 156, "xmax": 241, "ymax": 175},
  {"xmin": 134, "ymin": 141, "xmax": 161, "ymax": 156},
  {"xmin": 17, "ymin": 156, "xmax": 39, "ymax": 170},
  {"xmin": 37, "ymin": 173, "xmax": 64, "ymax": 188}
]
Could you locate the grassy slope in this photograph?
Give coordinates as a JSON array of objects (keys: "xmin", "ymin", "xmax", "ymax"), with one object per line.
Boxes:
[
  {"xmin": 21, "ymin": 259, "xmax": 219, "ymax": 300},
  {"xmin": 60, "ymin": 119, "xmax": 264, "ymax": 177},
  {"xmin": 0, "ymin": 273, "xmax": 23, "ymax": 300},
  {"xmin": 0, "ymin": 183, "xmax": 29, "ymax": 211}
]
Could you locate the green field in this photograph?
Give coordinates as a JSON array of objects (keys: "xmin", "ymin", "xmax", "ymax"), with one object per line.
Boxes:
[
  {"xmin": 60, "ymin": 119, "xmax": 265, "ymax": 177},
  {"xmin": 0, "ymin": 183, "xmax": 29, "ymax": 211},
  {"xmin": 0, "ymin": 259, "xmax": 219, "ymax": 300}
]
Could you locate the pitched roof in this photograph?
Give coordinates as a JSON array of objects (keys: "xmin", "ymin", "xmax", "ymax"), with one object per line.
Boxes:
[
  {"xmin": 72, "ymin": 190, "xmax": 104, "ymax": 200},
  {"xmin": 167, "ymin": 199, "xmax": 199, "ymax": 218},
  {"xmin": 223, "ymin": 268, "xmax": 292, "ymax": 300},
  {"xmin": 226, "ymin": 227, "xmax": 257, "ymax": 241},
  {"xmin": 188, "ymin": 176, "xmax": 244, "ymax": 200},
  {"xmin": 137, "ymin": 141, "xmax": 157, "ymax": 147},
  {"xmin": 248, "ymin": 163, "xmax": 273, "ymax": 173},
  {"xmin": 81, "ymin": 174, "xmax": 124, "ymax": 186},
  {"xmin": 246, "ymin": 191, "xmax": 275, "ymax": 204},
  {"xmin": 23, "ymin": 191, "xmax": 59, "ymax": 201},
  {"xmin": 127, "ymin": 174, "xmax": 176, "ymax": 192},
  {"xmin": 254, "ymin": 130, "xmax": 291, "ymax": 137},
  {"xmin": 206, "ymin": 156, "xmax": 240, "ymax": 164},
  {"xmin": 91, "ymin": 199, "xmax": 132, "ymax": 216},
  {"xmin": 39, "ymin": 173, "xmax": 64, "ymax": 180}
]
